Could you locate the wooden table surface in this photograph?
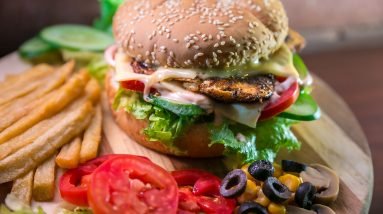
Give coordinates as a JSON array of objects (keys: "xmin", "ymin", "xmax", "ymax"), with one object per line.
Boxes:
[{"xmin": 302, "ymin": 48, "xmax": 383, "ymax": 213}]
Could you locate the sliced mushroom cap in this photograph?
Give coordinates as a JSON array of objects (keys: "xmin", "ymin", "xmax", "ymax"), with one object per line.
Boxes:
[
  {"xmin": 300, "ymin": 164, "xmax": 339, "ymax": 205},
  {"xmin": 286, "ymin": 206, "xmax": 316, "ymax": 214},
  {"xmin": 286, "ymin": 205, "xmax": 335, "ymax": 214},
  {"xmin": 312, "ymin": 204, "xmax": 336, "ymax": 214}
]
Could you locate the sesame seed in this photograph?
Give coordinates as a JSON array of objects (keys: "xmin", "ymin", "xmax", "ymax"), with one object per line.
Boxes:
[
  {"xmin": 220, "ymin": 41, "xmax": 226, "ymax": 46},
  {"xmin": 193, "ymin": 45, "xmax": 200, "ymax": 50},
  {"xmin": 194, "ymin": 53, "xmax": 204, "ymax": 60},
  {"xmin": 214, "ymin": 43, "xmax": 219, "ymax": 48},
  {"xmin": 186, "ymin": 43, "xmax": 192, "ymax": 48},
  {"xmin": 173, "ymin": 38, "xmax": 179, "ymax": 43},
  {"xmin": 217, "ymin": 50, "xmax": 223, "ymax": 53}
]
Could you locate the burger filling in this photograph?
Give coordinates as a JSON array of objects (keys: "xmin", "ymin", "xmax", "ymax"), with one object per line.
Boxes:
[{"xmin": 110, "ymin": 40, "xmax": 314, "ymax": 166}]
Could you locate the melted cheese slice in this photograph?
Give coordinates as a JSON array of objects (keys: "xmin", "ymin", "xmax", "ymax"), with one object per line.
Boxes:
[{"xmin": 215, "ymin": 103, "xmax": 265, "ymax": 128}]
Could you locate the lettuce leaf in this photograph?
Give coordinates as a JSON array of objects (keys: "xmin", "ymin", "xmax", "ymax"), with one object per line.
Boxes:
[
  {"xmin": 59, "ymin": 207, "xmax": 93, "ymax": 214},
  {"xmin": 0, "ymin": 205, "xmax": 45, "ymax": 214},
  {"xmin": 113, "ymin": 89, "xmax": 197, "ymax": 148},
  {"xmin": 210, "ymin": 118, "xmax": 300, "ymax": 168}
]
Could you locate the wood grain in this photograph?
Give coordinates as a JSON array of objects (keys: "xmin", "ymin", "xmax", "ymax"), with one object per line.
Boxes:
[{"xmin": 0, "ymin": 53, "xmax": 374, "ymax": 213}]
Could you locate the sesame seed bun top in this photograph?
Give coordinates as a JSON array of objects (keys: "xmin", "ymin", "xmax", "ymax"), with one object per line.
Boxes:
[{"xmin": 113, "ymin": 0, "xmax": 288, "ymax": 69}]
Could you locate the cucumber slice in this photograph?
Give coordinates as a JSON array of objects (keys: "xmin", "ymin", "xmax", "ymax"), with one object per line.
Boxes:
[
  {"xmin": 279, "ymin": 93, "xmax": 320, "ymax": 121},
  {"xmin": 40, "ymin": 24, "xmax": 114, "ymax": 51},
  {"xmin": 150, "ymin": 96, "xmax": 205, "ymax": 116},
  {"xmin": 19, "ymin": 37, "xmax": 56, "ymax": 59},
  {"xmin": 61, "ymin": 49, "xmax": 103, "ymax": 62}
]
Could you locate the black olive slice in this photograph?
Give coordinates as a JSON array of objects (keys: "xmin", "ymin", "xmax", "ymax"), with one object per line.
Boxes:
[
  {"xmin": 238, "ymin": 201, "xmax": 268, "ymax": 214},
  {"xmin": 295, "ymin": 182, "xmax": 317, "ymax": 209},
  {"xmin": 282, "ymin": 160, "xmax": 307, "ymax": 173},
  {"xmin": 248, "ymin": 160, "xmax": 274, "ymax": 181},
  {"xmin": 262, "ymin": 177, "xmax": 292, "ymax": 203},
  {"xmin": 220, "ymin": 169, "xmax": 247, "ymax": 198}
]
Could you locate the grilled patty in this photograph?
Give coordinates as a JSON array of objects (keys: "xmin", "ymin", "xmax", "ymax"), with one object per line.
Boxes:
[
  {"xmin": 131, "ymin": 60, "xmax": 275, "ymax": 103},
  {"xmin": 183, "ymin": 75, "xmax": 275, "ymax": 103}
]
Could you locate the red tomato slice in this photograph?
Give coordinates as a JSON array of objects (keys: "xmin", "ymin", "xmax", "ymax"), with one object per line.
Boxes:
[
  {"xmin": 121, "ymin": 80, "xmax": 157, "ymax": 94},
  {"xmin": 172, "ymin": 169, "xmax": 214, "ymax": 187},
  {"xmin": 260, "ymin": 80, "xmax": 300, "ymax": 120},
  {"xmin": 88, "ymin": 156, "xmax": 179, "ymax": 214},
  {"xmin": 172, "ymin": 170, "xmax": 236, "ymax": 214},
  {"xmin": 59, "ymin": 155, "xmax": 149, "ymax": 206}
]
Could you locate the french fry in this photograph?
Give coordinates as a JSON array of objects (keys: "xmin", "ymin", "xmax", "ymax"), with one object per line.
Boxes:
[
  {"xmin": 0, "ymin": 99, "xmax": 93, "ymax": 183},
  {"xmin": 33, "ymin": 155, "xmax": 56, "ymax": 201},
  {"xmin": 85, "ymin": 78, "xmax": 101, "ymax": 105},
  {"xmin": 0, "ymin": 69, "xmax": 89, "ymax": 144},
  {"xmin": 56, "ymin": 137, "xmax": 82, "ymax": 169},
  {"xmin": 0, "ymin": 100, "xmax": 75, "ymax": 160},
  {"xmin": 0, "ymin": 61, "xmax": 74, "ymax": 117},
  {"xmin": 0, "ymin": 84, "xmax": 39, "ymax": 106},
  {"xmin": 80, "ymin": 105, "xmax": 102, "ymax": 163},
  {"xmin": 0, "ymin": 65, "xmax": 56, "ymax": 106},
  {"xmin": 10, "ymin": 170, "xmax": 34, "ymax": 205},
  {"xmin": 0, "ymin": 64, "xmax": 53, "ymax": 93},
  {"xmin": 0, "ymin": 89, "xmax": 56, "ymax": 132}
]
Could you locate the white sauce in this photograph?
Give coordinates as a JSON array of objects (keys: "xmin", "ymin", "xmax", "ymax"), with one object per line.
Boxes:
[{"xmin": 156, "ymin": 82, "xmax": 214, "ymax": 113}]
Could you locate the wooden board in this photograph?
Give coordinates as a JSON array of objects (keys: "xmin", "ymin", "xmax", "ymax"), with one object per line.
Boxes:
[{"xmin": 0, "ymin": 53, "xmax": 373, "ymax": 213}]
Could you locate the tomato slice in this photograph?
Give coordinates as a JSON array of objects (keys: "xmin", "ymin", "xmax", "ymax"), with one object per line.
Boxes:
[
  {"xmin": 59, "ymin": 155, "xmax": 149, "ymax": 206},
  {"xmin": 172, "ymin": 170, "xmax": 236, "ymax": 214},
  {"xmin": 88, "ymin": 156, "xmax": 179, "ymax": 214},
  {"xmin": 120, "ymin": 80, "xmax": 158, "ymax": 94},
  {"xmin": 260, "ymin": 79, "xmax": 300, "ymax": 120}
]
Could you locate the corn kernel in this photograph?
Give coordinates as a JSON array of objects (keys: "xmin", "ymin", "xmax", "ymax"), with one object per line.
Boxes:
[
  {"xmin": 254, "ymin": 189, "xmax": 270, "ymax": 207},
  {"xmin": 237, "ymin": 180, "xmax": 260, "ymax": 203},
  {"xmin": 273, "ymin": 163, "xmax": 283, "ymax": 178},
  {"xmin": 268, "ymin": 202, "xmax": 286, "ymax": 214},
  {"xmin": 278, "ymin": 174, "xmax": 301, "ymax": 192},
  {"xmin": 241, "ymin": 164, "xmax": 255, "ymax": 181}
]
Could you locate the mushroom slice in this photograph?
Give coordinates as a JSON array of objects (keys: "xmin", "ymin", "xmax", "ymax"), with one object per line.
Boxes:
[
  {"xmin": 312, "ymin": 204, "xmax": 336, "ymax": 214},
  {"xmin": 286, "ymin": 205, "xmax": 335, "ymax": 214},
  {"xmin": 286, "ymin": 206, "xmax": 316, "ymax": 214},
  {"xmin": 300, "ymin": 164, "xmax": 340, "ymax": 205}
]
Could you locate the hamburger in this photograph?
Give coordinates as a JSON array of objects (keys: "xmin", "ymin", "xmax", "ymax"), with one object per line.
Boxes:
[{"xmin": 105, "ymin": 0, "xmax": 318, "ymax": 165}]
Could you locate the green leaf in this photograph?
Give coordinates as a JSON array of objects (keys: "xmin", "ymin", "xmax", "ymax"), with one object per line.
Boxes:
[
  {"xmin": 209, "ymin": 118, "xmax": 300, "ymax": 168},
  {"xmin": 113, "ymin": 89, "xmax": 197, "ymax": 150},
  {"xmin": 0, "ymin": 204, "xmax": 46, "ymax": 214},
  {"xmin": 60, "ymin": 207, "xmax": 93, "ymax": 214}
]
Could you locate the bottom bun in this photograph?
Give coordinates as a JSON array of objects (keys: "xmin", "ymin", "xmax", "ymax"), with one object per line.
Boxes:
[{"xmin": 105, "ymin": 72, "xmax": 224, "ymax": 158}]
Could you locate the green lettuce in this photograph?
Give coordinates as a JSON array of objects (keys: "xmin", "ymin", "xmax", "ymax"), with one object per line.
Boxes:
[
  {"xmin": 113, "ymin": 89, "xmax": 300, "ymax": 165},
  {"xmin": 87, "ymin": 57, "xmax": 109, "ymax": 84},
  {"xmin": 93, "ymin": 0, "xmax": 125, "ymax": 33},
  {"xmin": 0, "ymin": 205, "xmax": 45, "ymax": 214},
  {"xmin": 210, "ymin": 118, "xmax": 300, "ymax": 168},
  {"xmin": 59, "ymin": 207, "xmax": 93, "ymax": 214},
  {"xmin": 113, "ymin": 89, "xmax": 197, "ymax": 149}
]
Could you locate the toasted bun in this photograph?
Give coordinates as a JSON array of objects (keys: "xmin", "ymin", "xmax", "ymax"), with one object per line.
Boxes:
[
  {"xmin": 113, "ymin": 0, "xmax": 288, "ymax": 69},
  {"xmin": 105, "ymin": 72, "xmax": 224, "ymax": 157}
]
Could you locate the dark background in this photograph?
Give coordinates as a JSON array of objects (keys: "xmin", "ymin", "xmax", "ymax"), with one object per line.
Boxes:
[{"xmin": 0, "ymin": 0, "xmax": 382, "ymax": 213}]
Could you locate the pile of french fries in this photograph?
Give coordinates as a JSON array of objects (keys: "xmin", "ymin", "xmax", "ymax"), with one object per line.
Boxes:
[{"xmin": 0, "ymin": 61, "xmax": 103, "ymax": 205}]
